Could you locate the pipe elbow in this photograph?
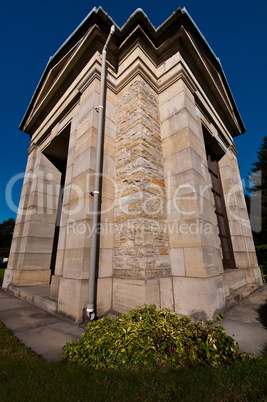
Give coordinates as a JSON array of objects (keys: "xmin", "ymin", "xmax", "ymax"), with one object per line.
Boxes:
[{"xmin": 86, "ymin": 308, "xmax": 95, "ymax": 321}]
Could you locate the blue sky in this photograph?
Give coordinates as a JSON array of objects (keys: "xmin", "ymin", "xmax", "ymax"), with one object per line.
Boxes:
[{"xmin": 0, "ymin": 0, "xmax": 266, "ymax": 222}]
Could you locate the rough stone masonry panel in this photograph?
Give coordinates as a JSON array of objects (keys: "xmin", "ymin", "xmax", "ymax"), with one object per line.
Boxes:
[{"xmin": 114, "ymin": 76, "xmax": 171, "ymax": 279}]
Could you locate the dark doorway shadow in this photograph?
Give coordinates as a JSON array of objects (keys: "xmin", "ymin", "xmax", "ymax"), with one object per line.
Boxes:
[{"xmin": 257, "ymin": 299, "xmax": 267, "ymax": 330}]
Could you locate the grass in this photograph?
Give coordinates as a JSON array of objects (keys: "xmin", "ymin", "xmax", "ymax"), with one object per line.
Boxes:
[{"xmin": 0, "ymin": 321, "xmax": 267, "ymax": 401}]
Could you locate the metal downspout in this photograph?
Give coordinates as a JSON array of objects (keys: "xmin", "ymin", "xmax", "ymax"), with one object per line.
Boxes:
[{"xmin": 86, "ymin": 25, "xmax": 115, "ymax": 321}]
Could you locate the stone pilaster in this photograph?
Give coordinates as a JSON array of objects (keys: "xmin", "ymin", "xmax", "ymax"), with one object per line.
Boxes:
[
  {"xmin": 50, "ymin": 118, "xmax": 78, "ymax": 300},
  {"xmin": 113, "ymin": 75, "xmax": 172, "ymax": 313},
  {"xmin": 3, "ymin": 147, "xmax": 61, "ymax": 287},
  {"xmin": 159, "ymin": 77, "xmax": 226, "ymax": 320},
  {"xmin": 219, "ymin": 148, "xmax": 262, "ymax": 292},
  {"xmin": 56, "ymin": 81, "xmax": 98, "ymax": 321},
  {"xmin": 55, "ymin": 79, "xmax": 116, "ymax": 322}
]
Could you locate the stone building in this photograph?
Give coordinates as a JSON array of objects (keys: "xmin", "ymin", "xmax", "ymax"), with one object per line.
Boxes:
[{"xmin": 3, "ymin": 7, "xmax": 262, "ymax": 323}]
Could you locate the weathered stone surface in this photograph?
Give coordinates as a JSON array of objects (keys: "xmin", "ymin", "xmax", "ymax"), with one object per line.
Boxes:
[
  {"xmin": 57, "ymin": 277, "xmax": 88, "ymax": 323},
  {"xmin": 96, "ymin": 278, "xmax": 112, "ymax": 314},
  {"xmin": 159, "ymin": 277, "xmax": 174, "ymax": 309},
  {"xmin": 114, "ymin": 76, "xmax": 171, "ymax": 280},
  {"xmin": 173, "ymin": 276, "xmax": 226, "ymax": 320}
]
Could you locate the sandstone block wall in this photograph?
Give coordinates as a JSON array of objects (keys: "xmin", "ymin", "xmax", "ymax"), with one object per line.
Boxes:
[
  {"xmin": 113, "ymin": 76, "xmax": 173, "ymax": 313},
  {"xmin": 4, "ymin": 147, "xmax": 60, "ymax": 287}
]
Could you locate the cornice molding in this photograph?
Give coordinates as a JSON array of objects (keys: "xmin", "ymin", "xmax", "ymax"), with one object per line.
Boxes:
[
  {"xmin": 196, "ymin": 101, "xmax": 232, "ymax": 152},
  {"xmin": 228, "ymin": 145, "xmax": 238, "ymax": 156},
  {"xmin": 21, "ymin": 10, "xmax": 245, "ymax": 141},
  {"xmin": 20, "ymin": 8, "xmax": 245, "ymax": 138},
  {"xmin": 27, "ymin": 142, "xmax": 38, "ymax": 155}
]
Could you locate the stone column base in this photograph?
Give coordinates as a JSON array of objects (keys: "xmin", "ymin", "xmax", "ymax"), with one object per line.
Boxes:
[
  {"xmin": 112, "ymin": 277, "xmax": 174, "ymax": 314},
  {"xmin": 2, "ymin": 268, "xmax": 51, "ymax": 288},
  {"xmin": 172, "ymin": 276, "xmax": 226, "ymax": 321}
]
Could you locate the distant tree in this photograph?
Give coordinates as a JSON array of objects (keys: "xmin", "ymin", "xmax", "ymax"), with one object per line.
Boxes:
[
  {"xmin": 246, "ymin": 136, "xmax": 267, "ymax": 246},
  {"xmin": 246, "ymin": 136, "xmax": 267, "ymax": 283},
  {"xmin": 0, "ymin": 218, "xmax": 15, "ymax": 258}
]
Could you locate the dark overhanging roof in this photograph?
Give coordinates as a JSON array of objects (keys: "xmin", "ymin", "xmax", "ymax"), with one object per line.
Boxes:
[{"xmin": 20, "ymin": 7, "xmax": 245, "ymax": 135}]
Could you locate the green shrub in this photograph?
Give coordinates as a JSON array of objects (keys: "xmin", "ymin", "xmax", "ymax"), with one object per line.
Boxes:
[
  {"xmin": 62, "ymin": 305, "xmax": 240, "ymax": 370},
  {"xmin": 256, "ymin": 245, "xmax": 267, "ymax": 283},
  {"xmin": 0, "ymin": 268, "xmax": 5, "ymax": 285},
  {"xmin": 255, "ymin": 244, "xmax": 267, "ymax": 264},
  {"xmin": 259, "ymin": 265, "xmax": 267, "ymax": 284}
]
